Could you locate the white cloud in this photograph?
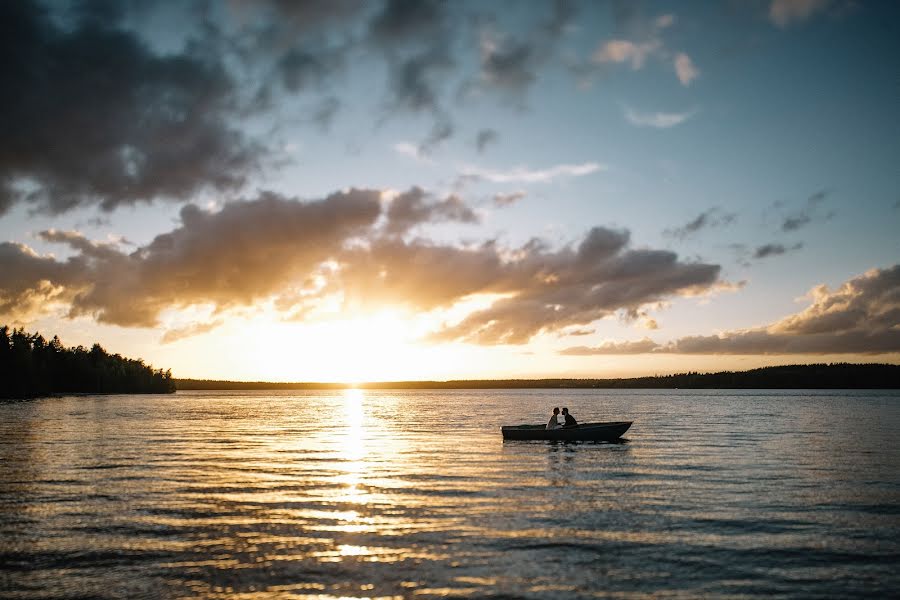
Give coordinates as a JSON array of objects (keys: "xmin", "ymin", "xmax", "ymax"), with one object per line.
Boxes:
[
  {"xmin": 624, "ymin": 106, "xmax": 695, "ymax": 129},
  {"xmin": 589, "ymin": 17, "xmax": 699, "ymax": 88},
  {"xmin": 460, "ymin": 162, "xmax": 604, "ymax": 184},
  {"xmin": 769, "ymin": 0, "xmax": 830, "ymax": 27},
  {"xmin": 592, "ymin": 40, "xmax": 660, "ymax": 69},
  {"xmin": 674, "ymin": 52, "xmax": 699, "ymax": 86}
]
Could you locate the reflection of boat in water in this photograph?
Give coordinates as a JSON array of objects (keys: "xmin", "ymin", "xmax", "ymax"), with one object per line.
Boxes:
[{"xmin": 501, "ymin": 421, "xmax": 632, "ymax": 442}]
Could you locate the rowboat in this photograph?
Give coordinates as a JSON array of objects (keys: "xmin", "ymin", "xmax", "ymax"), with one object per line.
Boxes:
[{"xmin": 501, "ymin": 421, "xmax": 632, "ymax": 442}]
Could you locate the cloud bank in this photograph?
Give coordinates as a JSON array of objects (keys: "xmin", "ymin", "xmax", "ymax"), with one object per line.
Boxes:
[
  {"xmin": 561, "ymin": 265, "xmax": 900, "ymax": 355},
  {"xmin": 0, "ymin": 188, "xmax": 722, "ymax": 345}
]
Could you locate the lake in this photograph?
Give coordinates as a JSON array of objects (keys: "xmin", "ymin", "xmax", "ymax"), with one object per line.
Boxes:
[{"xmin": 2, "ymin": 389, "xmax": 899, "ymax": 599}]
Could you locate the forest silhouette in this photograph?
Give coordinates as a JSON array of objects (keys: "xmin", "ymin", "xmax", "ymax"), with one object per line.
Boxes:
[
  {"xmin": 1, "ymin": 326, "xmax": 175, "ymax": 399},
  {"xmin": 178, "ymin": 363, "xmax": 900, "ymax": 390}
]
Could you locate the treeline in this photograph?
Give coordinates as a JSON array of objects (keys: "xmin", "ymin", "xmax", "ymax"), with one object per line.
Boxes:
[
  {"xmin": 177, "ymin": 363, "xmax": 900, "ymax": 390},
  {"xmin": 1, "ymin": 326, "xmax": 175, "ymax": 399}
]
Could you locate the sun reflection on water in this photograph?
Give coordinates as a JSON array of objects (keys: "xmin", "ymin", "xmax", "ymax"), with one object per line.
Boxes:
[{"xmin": 335, "ymin": 388, "xmax": 367, "ymax": 527}]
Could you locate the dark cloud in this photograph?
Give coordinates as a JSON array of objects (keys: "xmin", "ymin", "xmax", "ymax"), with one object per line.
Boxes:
[
  {"xmin": 384, "ymin": 187, "xmax": 479, "ymax": 235},
  {"xmin": 385, "ymin": 47, "xmax": 456, "ymax": 114},
  {"xmin": 479, "ymin": 37, "xmax": 540, "ymax": 93},
  {"xmin": 753, "ymin": 242, "xmax": 803, "ymax": 259},
  {"xmin": 560, "ymin": 265, "xmax": 900, "ymax": 356},
  {"xmin": 730, "ymin": 240, "xmax": 802, "ymax": 264},
  {"xmin": 367, "ymin": 0, "xmax": 457, "ymax": 121},
  {"xmin": 780, "ymin": 189, "xmax": 834, "ymax": 232},
  {"xmin": 257, "ymin": 0, "xmax": 365, "ymax": 30},
  {"xmin": 0, "ymin": 1, "xmax": 260, "ymax": 215},
  {"xmin": 279, "ymin": 45, "xmax": 346, "ymax": 93},
  {"xmin": 476, "ymin": 128, "xmax": 499, "ymax": 153},
  {"xmin": 369, "ymin": 0, "xmax": 447, "ymax": 45},
  {"xmin": 664, "ymin": 207, "xmax": 737, "ymax": 240},
  {"xmin": 474, "ymin": 1, "xmax": 576, "ymax": 99},
  {"xmin": 781, "ymin": 214, "xmax": 812, "ymax": 231}
]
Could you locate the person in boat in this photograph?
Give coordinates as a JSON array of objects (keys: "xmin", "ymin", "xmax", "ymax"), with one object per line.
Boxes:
[
  {"xmin": 546, "ymin": 407, "xmax": 562, "ymax": 429},
  {"xmin": 561, "ymin": 407, "xmax": 578, "ymax": 428}
]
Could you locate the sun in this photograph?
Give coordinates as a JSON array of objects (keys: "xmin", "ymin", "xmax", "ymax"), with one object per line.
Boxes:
[{"xmin": 242, "ymin": 309, "xmax": 440, "ymax": 382}]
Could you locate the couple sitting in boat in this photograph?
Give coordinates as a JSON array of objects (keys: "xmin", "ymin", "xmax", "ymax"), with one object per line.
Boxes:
[{"xmin": 546, "ymin": 407, "xmax": 578, "ymax": 429}]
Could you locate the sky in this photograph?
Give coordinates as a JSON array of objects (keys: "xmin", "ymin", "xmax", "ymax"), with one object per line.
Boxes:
[{"xmin": 1, "ymin": 0, "xmax": 898, "ymax": 382}]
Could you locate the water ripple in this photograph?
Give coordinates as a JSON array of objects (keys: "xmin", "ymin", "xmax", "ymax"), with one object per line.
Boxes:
[{"xmin": 1, "ymin": 389, "xmax": 898, "ymax": 598}]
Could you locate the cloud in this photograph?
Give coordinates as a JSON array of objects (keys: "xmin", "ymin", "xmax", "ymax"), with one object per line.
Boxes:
[
  {"xmin": 384, "ymin": 187, "xmax": 479, "ymax": 235},
  {"xmin": 474, "ymin": 1, "xmax": 576, "ymax": 98},
  {"xmin": 0, "ymin": 1, "xmax": 259, "ymax": 215},
  {"xmin": 769, "ymin": 0, "xmax": 831, "ymax": 28},
  {"xmin": 674, "ymin": 52, "xmax": 700, "ymax": 85},
  {"xmin": 253, "ymin": 0, "xmax": 365, "ymax": 31},
  {"xmin": 780, "ymin": 189, "xmax": 834, "ymax": 232},
  {"xmin": 561, "ymin": 327, "xmax": 595, "ymax": 337},
  {"xmin": 592, "ymin": 39, "xmax": 661, "ymax": 69},
  {"xmin": 493, "ymin": 191, "xmax": 527, "ymax": 207},
  {"xmin": 424, "ymin": 227, "xmax": 721, "ymax": 344},
  {"xmin": 585, "ymin": 11, "xmax": 695, "ymax": 88},
  {"xmin": 0, "ymin": 190, "xmax": 383, "ymax": 326},
  {"xmin": 0, "ymin": 197, "xmax": 724, "ymax": 347},
  {"xmin": 562, "ymin": 265, "xmax": 900, "ymax": 355},
  {"xmin": 161, "ymin": 320, "xmax": 225, "ymax": 344},
  {"xmin": 753, "ymin": 242, "xmax": 803, "ymax": 259},
  {"xmin": 479, "ymin": 34, "xmax": 540, "ymax": 93},
  {"xmin": 476, "ymin": 129, "xmax": 499, "ymax": 153},
  {"xmin": 367, "ymin": 0, "xmax": 457, "ymax": 129},
  {"xmin": 664, "ymin": 208, "xmax": 737, "ymax": 240},
  {"xmin": 384, "ymin": 47, "xmax": 456, "ymax": 115},
  {"xmin": 460, "ymin": 162, "xmax": 603, "ymax": 184},
  {"xmin": 624, "ymin": 107, "xmax": 695, "ymax": 128},
  {"xmin": 560, "ymin": 338, "xmax": 660, "ymax": 355},
  {"xmin": 278, "ymin": 45, "xmax": 347, "ymax": 93},
  {"xmin": 0, "ymin": 241, "xmax": 87, "ymax": 321}
]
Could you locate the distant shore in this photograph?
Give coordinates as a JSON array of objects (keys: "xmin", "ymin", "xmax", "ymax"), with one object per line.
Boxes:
[{"xmin": 176, "ymin": 363, "xmax": 900, "ymax": 390}]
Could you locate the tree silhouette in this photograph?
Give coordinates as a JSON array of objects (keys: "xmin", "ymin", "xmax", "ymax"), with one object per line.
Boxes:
[{"xmin": 0, "ymin": 325, "xmax": 175, "ymax": 399}]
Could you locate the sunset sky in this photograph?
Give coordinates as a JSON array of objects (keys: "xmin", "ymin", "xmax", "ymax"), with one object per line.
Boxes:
[{"xmin": 1, "ymin": 0, "xmax": 898, "ymax": 382}]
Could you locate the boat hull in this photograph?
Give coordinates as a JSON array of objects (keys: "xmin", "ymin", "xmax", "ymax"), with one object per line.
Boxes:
[{"xmin": 501, "ymin": 421, "xmax": 632, "ymax": 442}]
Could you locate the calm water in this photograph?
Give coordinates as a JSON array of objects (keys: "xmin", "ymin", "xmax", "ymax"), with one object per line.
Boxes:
[{"xmin": 1, "ymin": 389, "xmax": 899, "ymax": 599}]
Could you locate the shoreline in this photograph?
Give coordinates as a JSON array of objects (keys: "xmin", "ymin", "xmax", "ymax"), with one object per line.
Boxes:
[{"xmin": 175, "ymin": 363, "xmax": 900, "ymax": 391}]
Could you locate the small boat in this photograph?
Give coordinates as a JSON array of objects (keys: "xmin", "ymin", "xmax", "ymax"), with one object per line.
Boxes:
[{"xmin": 501, "ymin": 421, "xmax": 632, "ymax": 442}]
